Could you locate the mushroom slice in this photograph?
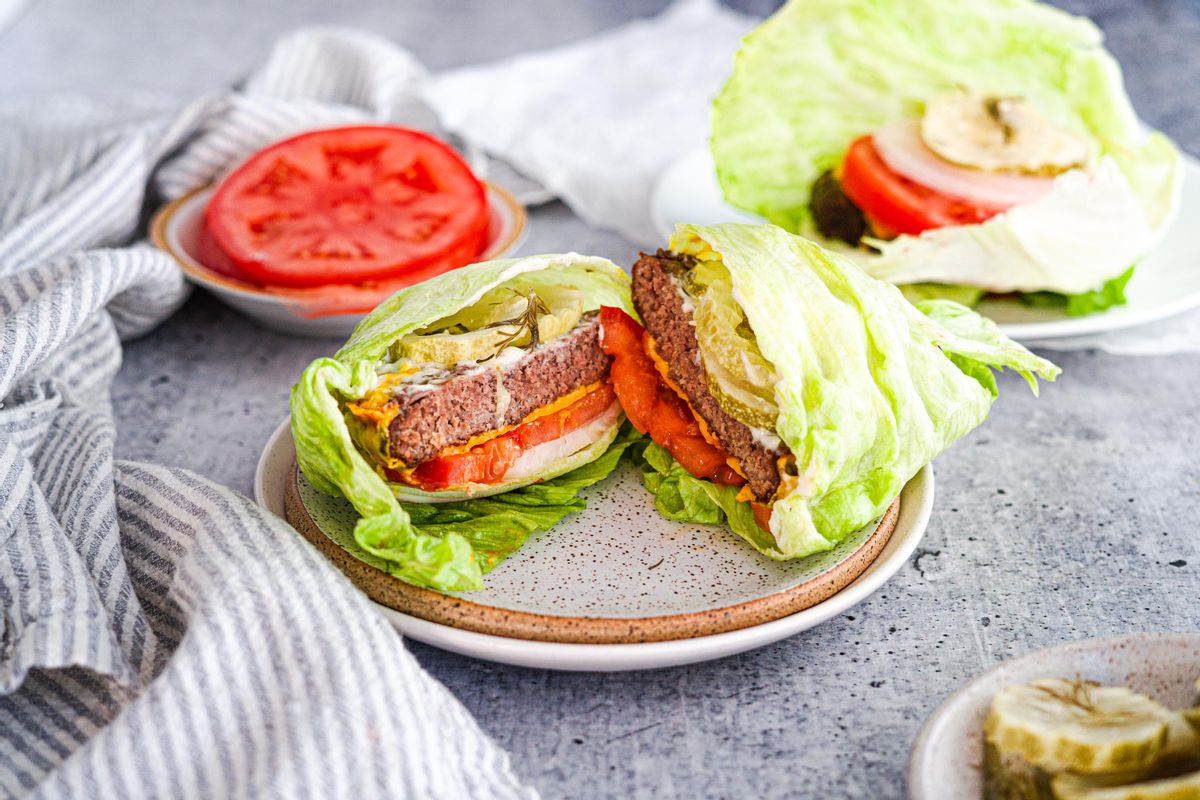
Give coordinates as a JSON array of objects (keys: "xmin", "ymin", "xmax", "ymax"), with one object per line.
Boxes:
[{"xmin": 921, "ymin": 89, "xmax": 1090, "ymax": 176}]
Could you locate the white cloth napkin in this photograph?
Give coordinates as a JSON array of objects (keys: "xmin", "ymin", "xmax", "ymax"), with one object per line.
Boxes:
[
  {"xmin": 421, "ymin": 0, "xmax": 1200, "ymax": 356},
  {"xmin": 427, "ymin": 0, "xmax": 755, "ymax": 245},
  {"xmin": 0, "ymin": 40, "xmax": 534, "ymax": 800}
]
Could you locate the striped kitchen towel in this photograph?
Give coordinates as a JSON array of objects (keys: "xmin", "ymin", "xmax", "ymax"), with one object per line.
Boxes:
[{"xmin": 0, "ymin": 32, "xmax": 533, "ymax": 800}]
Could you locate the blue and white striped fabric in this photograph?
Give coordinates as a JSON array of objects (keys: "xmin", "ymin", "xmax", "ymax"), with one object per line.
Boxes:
[{"xmin": 0, "ymin": 30, "xmax": 533, "ymax": 800}]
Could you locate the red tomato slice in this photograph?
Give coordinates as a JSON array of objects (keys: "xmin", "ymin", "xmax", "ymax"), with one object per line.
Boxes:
[
  {"xmin": 598, "ymin": 306, "xmax": 744, "ymax": 488},
  {"xmin": 205, "ymin": 126, "xmax": 489, "ymax": 288},
  {"xmin": 752, "ymin": 502, "xmax": 772, "ymax": 533},
  {"xmin": 409, "ymin": 436, "xmax": 522, "ymax": 491},
  {"xmin": 404, "ymin": 383, "xmax": 616, "ymax": 491},
  {"xmin": 840, "ymin": 136, "xmax": 1003, "ymax": 237}
]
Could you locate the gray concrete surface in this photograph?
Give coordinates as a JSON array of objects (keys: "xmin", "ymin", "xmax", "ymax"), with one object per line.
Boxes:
[{"xmin": 3, "ymin": 1, "xmax": 1199, "ymax": 797}]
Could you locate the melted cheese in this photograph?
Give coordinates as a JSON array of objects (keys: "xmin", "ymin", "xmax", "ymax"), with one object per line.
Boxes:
[{"xmin": 345, "ymin": 367, "xmax": 419, "ymax": 428}]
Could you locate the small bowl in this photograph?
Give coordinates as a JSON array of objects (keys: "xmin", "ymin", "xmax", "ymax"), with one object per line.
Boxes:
[
  {"xmin": 908, "ymin": 633, "xmax": 1200, "ymax": 799},
  {"xmin": 150, "ymin": 182, "xmax": 528, "ymax": 338}
]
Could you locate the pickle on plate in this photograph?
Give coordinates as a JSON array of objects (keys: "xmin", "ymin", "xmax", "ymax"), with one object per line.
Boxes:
[
  {"xmin": 392, "ymin": 285, "xmax": 583, "ymax": 365},
  {"xmin": 984, "ymin": 740, "xmax": 1055, "ymax": 800},
  {"xmin": 687, "ymin": 258, "xmax": 779, "ymax": 428},
  {"xmin": 1051, "ymin": 769, "xmax": 1200, "ymax": 800},
  {"xmin": 986, "ymin": 679, "xmax": 1171, "ymax": 775}
]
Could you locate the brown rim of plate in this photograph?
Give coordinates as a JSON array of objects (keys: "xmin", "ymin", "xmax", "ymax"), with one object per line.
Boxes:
[
  {"xmin": 284, "ymin": 464, "xmax": 901, "ymax": 645},
  {"xmin": 148, "ymin": 181, "xmax": 529, "ymax": 299}
]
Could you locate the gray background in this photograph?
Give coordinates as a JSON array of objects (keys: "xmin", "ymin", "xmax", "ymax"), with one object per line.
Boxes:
[{"xmin": 3, "ymin": 1, "xmax": 1199, "ymax": 797}]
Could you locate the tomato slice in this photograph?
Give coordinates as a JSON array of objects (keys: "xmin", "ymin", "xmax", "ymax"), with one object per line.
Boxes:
[
  {"xmin": 840, "ymin": 136, "xmax": 1003, "ymax": 237},
  {"xmin": 598, "ymin": 306, "xmax": 743, "ymax": 488},
  {"xmin": 752, "ymin": 502, "xmax": 772, "ymax": 533},
  {"xmin": 402, "ymin": 383, "xmax": 616, "ymax": 491},
  {"xmin": 205, "ymin": 125, "xmax": 489, "ymax": 288}
]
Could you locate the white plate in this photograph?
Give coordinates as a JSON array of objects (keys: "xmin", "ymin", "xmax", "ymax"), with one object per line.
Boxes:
[
  {"xmin": 255, "ymin": 419, "xmax": 934, "ymax": 671},
  {"xmin": 652, "ymin": 147, "xmax": 1200, "ymax": 341},
  {"xmin": 151, "ymin": 183, "xmax": 528, "ymax": 339},
  {"xmin": 908, "ymin": 633, "xmax": 1200, "ymax": 799}
]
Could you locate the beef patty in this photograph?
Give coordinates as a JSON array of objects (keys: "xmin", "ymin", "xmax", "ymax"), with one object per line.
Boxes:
[
  {"xmin": 384, "ymin": 313, "xmax": 611, "ymax": 466},
  {"xmin": 632, "ymin": 251, "xmax": 784, "ymax": 501}
]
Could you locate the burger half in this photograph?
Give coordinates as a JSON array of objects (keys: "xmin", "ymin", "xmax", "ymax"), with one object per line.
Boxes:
[
  {"xmin": 600, "ymin": 223, "xmax": 1060, "ymax": 558},
  {"xmin": 291, "ymin": 254, "xmax": 636, "ymax": 591}
]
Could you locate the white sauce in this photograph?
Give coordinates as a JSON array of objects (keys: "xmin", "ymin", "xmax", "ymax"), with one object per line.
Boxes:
[{"xmin": 748, "ymin": 425, "xmax": 782, "ymax": 452}]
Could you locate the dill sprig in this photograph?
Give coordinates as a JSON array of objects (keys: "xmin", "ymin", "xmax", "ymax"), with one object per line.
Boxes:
[
  {"xmin": 1034, "ymin": 677, "xmax": 1101, "ymax": 713},
  {"xmin": 478, "ymin": 289, "xmax": 549, "ymax": 363}
]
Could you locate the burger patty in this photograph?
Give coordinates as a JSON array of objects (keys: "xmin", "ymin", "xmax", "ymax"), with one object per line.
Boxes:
[
  {"xmin": 385, "ymin": 313, "xmax": 611, "ymax": 466},
  {"xmin": 632, "ymin": 252, "xmax": 784, "ymax": 501}
]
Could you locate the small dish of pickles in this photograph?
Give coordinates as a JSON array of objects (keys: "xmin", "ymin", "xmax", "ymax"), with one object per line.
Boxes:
[{"xmin": 909, "ymin": 633, "xmax": 1200, "ymax": 799}]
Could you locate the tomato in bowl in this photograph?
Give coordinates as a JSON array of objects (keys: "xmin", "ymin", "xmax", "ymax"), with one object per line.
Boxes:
[{"xmin": 151, "ymin": 125, "xmax": 527, "ymax": 337}]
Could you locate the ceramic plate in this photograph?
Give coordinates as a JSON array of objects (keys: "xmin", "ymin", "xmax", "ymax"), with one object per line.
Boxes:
[
  {"xmin": 151, "ymin": 182, "xmax": 527, "ymax": 339},
  {"xmin": 255, "ymin": 419, "xmax": 934, "ymax": 670},
  {"xmin": 652, "ymin": 147, "xmax": 1200, "ymax": 341},
  {"xmin": 908, "ymin": 633, "xmax": 1200, "ymax": 799}
]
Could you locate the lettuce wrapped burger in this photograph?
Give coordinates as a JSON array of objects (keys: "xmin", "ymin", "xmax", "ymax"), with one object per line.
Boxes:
[
  {"xmin": 291, "ymin": 254, "xmax": 637, "ymax": 591},
  {"xmin": 601, "ymin": 223, "xmax": 1059, "ymax": 559},
  {"xmin": 711, "ymin": 0, "xmax": 1182, "ymax": 315}
]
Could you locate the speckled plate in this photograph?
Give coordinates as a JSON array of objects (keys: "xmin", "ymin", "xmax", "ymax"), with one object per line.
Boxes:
[
  {"xmin": 908, "ymin": 633, "xmax": 1200, "ymax": 799},
  {"xmin": 256, "ymin": 419, "xmax": 934, "ymax": 670},
  {"xmin": 653, "ymin": 147, "xmax": 1200, "ymax": 341}
]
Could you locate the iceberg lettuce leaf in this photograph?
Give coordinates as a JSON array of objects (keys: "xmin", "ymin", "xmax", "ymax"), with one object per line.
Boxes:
[
  {"xmin": 668, "ymin": 223, "xmax": 1058, "ymax": 559},
  {"xmin": 710, "ymin": 0, "xmax": 1180, "ymax": 297}
]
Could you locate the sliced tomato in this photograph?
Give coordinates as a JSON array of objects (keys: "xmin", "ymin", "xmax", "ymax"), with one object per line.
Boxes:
[
  {"xmin": 513, "ymin": 383, "xmax": 616, "ymax": 450},
  {"xmin": 409, "ymin": 435, "xmax": 521, "ymax": 490},
  {"xmin": 752, "ymin": 502, "xmax": 772, "ymax": 533},
  {"xmin": 402, "ymin": 383, "xmax": 616, "ymax": 491},
  {"xmin": 840, "ymin": 136, "xmax": 1004, "ymax": 237},
  {"xmin": 205, "ymin": 125, "xmax": 489, "ymax": 289},
  {"xmin": 598, "ymin": 306, "xmax": 743, "ymax": 488}
]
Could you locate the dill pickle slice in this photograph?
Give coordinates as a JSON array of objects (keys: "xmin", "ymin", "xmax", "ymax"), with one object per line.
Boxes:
[
  {"xmin": 1051, "ymin": 770, "xmax": 1200, "ymax": 800},
  {"xmin": 393, "ymin": 285, "xmax": 583, "ymax": 365},
  {"xmin": 983, "ymin": 740, "xmax": 1055, "ymax": 800},
  {"xmin": 987, "ymin": 679, "xmax": 1170, "ymax": 776},
  {"xmin": 705, "ymin": 361, "xmax": 778, "ymax": 429},
  {"xmin": 687, "ymin": 258, "xmax": 779, "ymax": 425}
]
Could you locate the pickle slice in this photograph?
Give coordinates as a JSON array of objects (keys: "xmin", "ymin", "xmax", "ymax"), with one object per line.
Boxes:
[
  {"xmin": 986, "ymin": 679, "xmax": 1170, "ymax": 776},
  {"xmin": 706, "ymin": 363, "xmax": 778, "ymax": 429},
  {"xmin": 687, "ymin": 258, "xmax": 780, "ymax": 427},
  {"xmin": 1051, "ymin": 770, "xmax": 1200, "ymax": 800},
  {"xmin": 393, "ymin": 285, "xmax": 583, "ymax": 365},
  {"xmin": 984, "ymin": 740, "xmax": 1055, "ymax": 800},
  {"xmin": 921, "ymin": 89, "xmax": 1089, "ymax": 176}
]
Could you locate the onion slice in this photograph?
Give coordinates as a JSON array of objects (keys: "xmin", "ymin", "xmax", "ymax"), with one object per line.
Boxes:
[
  {"xmin": 501, "ymin": 402, "xmax": 621, "ymax": 482},
  {"xmin": 872, "ymin": 119, "xmax": 1056, "ymax": 210}
]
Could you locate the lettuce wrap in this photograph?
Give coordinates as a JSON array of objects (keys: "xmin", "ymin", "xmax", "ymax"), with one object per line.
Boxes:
[
  {"xmin": 710, "ymin": 0, "xmax": 1181, "ymax": 304},
  {"xmin": 640, "ymin": 223, "xmax": 1059, "ymax": 559},
  {"xmin": 290, "ymin": 254, "xmax": 637, "ymax": 592}
]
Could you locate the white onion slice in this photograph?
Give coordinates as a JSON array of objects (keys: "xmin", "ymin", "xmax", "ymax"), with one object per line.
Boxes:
[
  {"xmin": 500, "ymin": 402, "xmax": 621, "ymax": 481},
  {"xmin": 872, "ymin": 119, "xmax": 1056, "ymax": 210}
]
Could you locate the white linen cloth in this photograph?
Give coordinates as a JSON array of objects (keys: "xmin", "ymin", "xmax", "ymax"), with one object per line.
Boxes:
[{"xmin": 0, "ymin": 41, "xmax": 535, "ymax": 800}]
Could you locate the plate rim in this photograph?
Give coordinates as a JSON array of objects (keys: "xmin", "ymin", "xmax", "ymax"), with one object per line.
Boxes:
[
  {"xmin": 652, "ymin": 146, "xmax": 1200, "ymax": 341},
  {"xmin": 255, "ymin": 418, "xmax": 935, "ymax": 670},
  {"xmin": 285, "ymin": 463, "xmax": 901, "ymax": 644},
  {"xmin": 906, "ymin": 631, "xmax": 1200, "ymax": 800}
]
